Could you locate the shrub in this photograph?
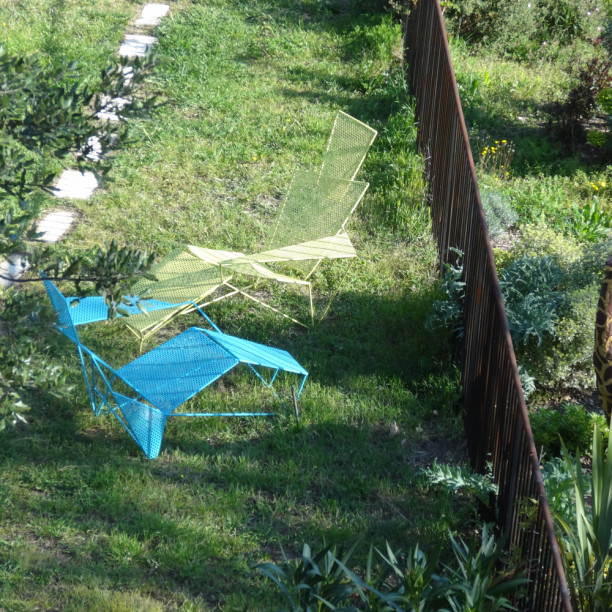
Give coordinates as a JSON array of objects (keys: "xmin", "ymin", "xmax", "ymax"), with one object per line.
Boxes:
[
  {"xmin": 541, "ymin": 456, "xmax": 586, "ymax": 528},
  {"xmin": 431, "ymin": 229, "xmax": 609, "ymax": 390},
  {"xmin": 256, "ymin": 542, "xmax": 360, "ymax": 610},
  {"xmin": 440, "ymin": 0, "xmax": 499, "ymax": 42},
  {"xmin": 0, "ymin": 46, "xmax": 157, "ymax": 427},
  {"xmin": 421, "ymin": 460, "xmax": 498, "ymax": 508},
  {"xmin": 570, "ymin": 49, "xmax": 612, "ymax": 119},
  {"xmin": 568, "ymin": 197, "xmax": 612, "ymax": 242},
  {"xmin": 518, "ymin": 364, "xmax": 537, "ymax": 400},
  {"xmin": 531, "ymin": 284, "xmax": 598, "ymax": 386},
  {"xmin": 499, "ymin": 254, "xmax": 564, "ymax": 347},
  {"xmin": 512, "ymin": 224, "xmax": 583, "ymax": 263},
  {"xmin": 498, "ymin": 227, "xmax": 612, "ymax": 389},
  {"xmin": 426, "ymin": 249, "xmax": 465, "ymax": 342},
  {"xmin": 555, "ymin": 425, "xmax": 612, "ymax": 612},
  {"xmin": 531, "ymin": 403, "xmax": 607, "ymax": 457},
  {"xmin": 540, "ymin": 0, "xmax": 590, "ymax": 45},
  {"xmin": 551, "ymin": 42, "xmax": 612, "ymax": 150},
  {"xmin": 443, "ymin": 0, "xmax": 605, "ymax": 61},
  {"xmin": 490, "ymin": 0, "xmax": 542, "ymax": 61}
]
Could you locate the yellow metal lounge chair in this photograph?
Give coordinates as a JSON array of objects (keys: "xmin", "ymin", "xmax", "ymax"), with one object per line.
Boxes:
[
  {"xmin": 124, "ymin": 111, "xmax": 377, "ymax": 335},
  {"xmin": 187, "ymin": 170, "xmax": 370, "ymax": 325},
  {"xmin": 186, "ymin": 112, "xmax": 378, "ymax": 325}
]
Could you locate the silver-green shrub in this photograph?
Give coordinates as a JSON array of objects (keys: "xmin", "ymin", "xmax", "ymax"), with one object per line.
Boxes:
[
  {"xmin": 498, "ymin": 226, "xmax": 612, "ymax": 389},
  {"xmin": 481, "ymin": 189, "xmax": 518, "ymax": 239}
]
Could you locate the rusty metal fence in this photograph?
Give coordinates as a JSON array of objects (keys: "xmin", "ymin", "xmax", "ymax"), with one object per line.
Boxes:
[{"xmin": 403, "ymin": 1, "xmax": 572, "ymax": 610}]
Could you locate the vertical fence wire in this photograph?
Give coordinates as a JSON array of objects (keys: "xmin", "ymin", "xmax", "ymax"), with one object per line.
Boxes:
[{"xmin": 402, "ymin": 1, "xmax": 572, "ymax": 610}]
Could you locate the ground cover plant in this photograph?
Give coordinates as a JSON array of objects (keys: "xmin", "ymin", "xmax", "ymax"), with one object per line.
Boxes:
[{"xmin": 0, "ymin": 0, "xmax": 475, "ymax": 609}]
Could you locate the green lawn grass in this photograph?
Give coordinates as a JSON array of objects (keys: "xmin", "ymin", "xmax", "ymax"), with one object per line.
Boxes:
[
  {"xmin": 0, "ymin": 0, "xmax": 469, "ymax": 609},
  {"xmin": 1, "ymin": 0, "xmax": 136, "ymax": 78}
]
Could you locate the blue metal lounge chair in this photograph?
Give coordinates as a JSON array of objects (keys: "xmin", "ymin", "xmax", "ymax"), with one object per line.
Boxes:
[{"xmin": 42, "ymin": 276, "xmax": 308, "ymax": 459}]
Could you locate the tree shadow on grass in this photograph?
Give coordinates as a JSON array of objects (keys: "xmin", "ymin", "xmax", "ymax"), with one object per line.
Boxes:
[
  {"xmin": 1, "ymin": 278, "xmax": 465, "ymax": 608},
  {"xmin": 0, "ymin": 412, "xmax": 467, "ymax": 609}
]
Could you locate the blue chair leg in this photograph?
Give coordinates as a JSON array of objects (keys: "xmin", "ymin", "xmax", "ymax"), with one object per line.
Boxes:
[{"xmin": 115, "ymin": 398, "xmax": 168, "ymax": 460}]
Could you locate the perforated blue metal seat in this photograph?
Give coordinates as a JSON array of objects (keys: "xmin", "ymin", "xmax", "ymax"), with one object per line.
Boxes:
[
  {"xmin": 42, "ymin": 276, "xmax": 308, "ymax": 459},
  {"xmin": 58, "ymin": 294, "xmax": 180, "ymax": 326}
]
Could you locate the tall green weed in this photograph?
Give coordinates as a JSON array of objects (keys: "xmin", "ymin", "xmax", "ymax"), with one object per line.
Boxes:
[{"xmin": 443, "ymin": 0, "xmax": 605, "ymax": 62}]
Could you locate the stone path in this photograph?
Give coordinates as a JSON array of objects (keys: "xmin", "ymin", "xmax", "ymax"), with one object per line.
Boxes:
[
  {"xmin": 119, "ymin": 34, "xmax": 158, "ymax": 58},
  {"xmin": 0, "ymin": 3, "xmax": 170, "ymax": 288},
  {"xmin": 52, "ymin": 170, "xmax": 99, "ymax": 200},
  {"xmin": 37, "ymin": 210, "xmax": 79, "ymax": 243},
  {"xmin": 136, "ymin": 3, "xmax": 170, "ymax": 27},
  {"xmin": 96, "ymin": 95, "xmax": 132, "ymax": 122},
  {"xmin": 0, "ymin": 255, "xmax": 28, "ymax": 289}
]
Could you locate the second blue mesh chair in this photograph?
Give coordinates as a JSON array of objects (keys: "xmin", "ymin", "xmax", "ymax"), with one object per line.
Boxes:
[{"xmin": 42, "ymin": 276, "xmax": 308, "ymax": 459}]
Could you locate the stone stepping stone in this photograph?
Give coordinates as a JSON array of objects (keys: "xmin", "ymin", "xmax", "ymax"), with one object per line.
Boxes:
[
  {"xmin": 83, "ymin": 135, "xmax": 103, "ymax": 162},
  {"xmin": 53, "ymin": 170, "xmax": 98, "ymax": 199},
  {"xmin": 36, "ymin": 209, "xmax": 78, "ymax": 243},
  {"xmin": 0, "ymin": 208, "xmax": 77, "ymax": 288},
  {"xmin": 123, "ymin": 65, "xmax": 134, "ymax": 86},
  {"xmin": 0, "ymin": 254, "xmax": 29, "ymax": 289},
  {"xmin": 136, "ymin": 3, "xmax": 170, "ymax": 27},
  {"xmin": 119, "ymin": 34, "xmax": 157, "ymax": 58},
  {"xmin": 96, "ymin": 96, "xmax": 131, "ymax": 122}
]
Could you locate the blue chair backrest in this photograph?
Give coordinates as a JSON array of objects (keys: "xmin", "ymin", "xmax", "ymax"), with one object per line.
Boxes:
[{"xmin": 41, "ymin": 274, "xmax": 81, "ymax": 345}]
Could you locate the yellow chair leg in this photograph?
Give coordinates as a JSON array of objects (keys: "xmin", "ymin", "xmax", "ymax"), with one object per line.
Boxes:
[{"xmin": 223, "ymin": 282, "xmax": 309, "ymax": 328}]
